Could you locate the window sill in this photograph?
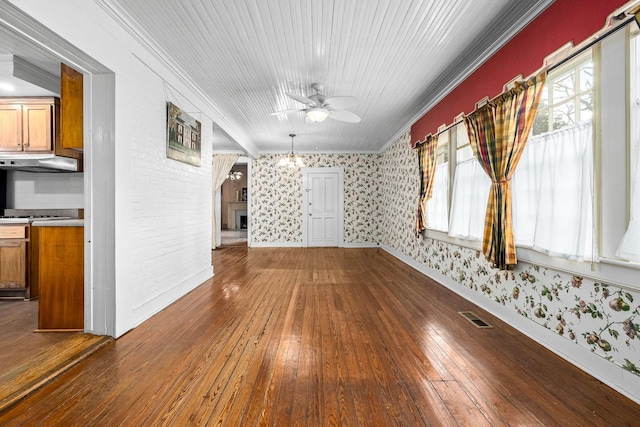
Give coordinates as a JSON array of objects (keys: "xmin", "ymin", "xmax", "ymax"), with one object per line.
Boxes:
[{"xmin": 423, "ymin": 228, "xmax": 640, "ymax": 292}]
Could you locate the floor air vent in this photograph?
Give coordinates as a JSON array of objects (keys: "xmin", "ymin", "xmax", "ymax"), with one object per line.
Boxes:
[{"xmin": 459, "ymin": 311, "xmax": 492, "ymax": 328}]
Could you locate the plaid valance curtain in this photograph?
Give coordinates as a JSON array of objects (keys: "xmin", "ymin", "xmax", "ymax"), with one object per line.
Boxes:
[
  {"xmin": 415, "ymin": 134, "xmax": 438, "ymax": 236},
  {"xmin": 464, "ymin": 71, "xmax": 546, "ymax": 269}
]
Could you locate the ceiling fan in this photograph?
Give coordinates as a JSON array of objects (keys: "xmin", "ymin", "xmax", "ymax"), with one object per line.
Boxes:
[{"xmin": 271, "ymin": 83, "xmax": 361, "ymax": 124}]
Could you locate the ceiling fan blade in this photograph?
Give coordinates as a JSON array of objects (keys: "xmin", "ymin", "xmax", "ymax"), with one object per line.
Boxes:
[
  {"xmin": 329, "ymin": 109, "xmax": 361, "ymax": 123},
  {"xmin": 324, "ymin": 96, "xmax": 358, "ymax": 110},
  {"xmin": 270, "ymin": 109, "xmax": 302, "ymax": 116},
  {"xmin": 286, "ymin": 92, "xmax": 317, "ymax": 106}
]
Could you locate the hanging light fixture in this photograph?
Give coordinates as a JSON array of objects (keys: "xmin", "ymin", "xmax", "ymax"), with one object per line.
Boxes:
[
  {"xmin": 306, "ymin": 107, "xmax": 330, "ymax": 123},
  {"xmin": 278, "ymin": 133, "xmax": 305, "ymax": 168},
  {"xmin": 226, "ymin": 169, "xmax": 243, "ymax": 180}
]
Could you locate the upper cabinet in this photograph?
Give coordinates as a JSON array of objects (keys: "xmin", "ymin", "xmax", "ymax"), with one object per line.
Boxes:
[
  {"xmin": 0, "ymin": 63, "xmax": 83, "ymax": 166},
  {"xmin": 0, "ymin": 97, "xmax": 57, "ymax": 153},
  {"xmin": 60, "ymin": 63, "xmax": 83, "ymax": 150}
]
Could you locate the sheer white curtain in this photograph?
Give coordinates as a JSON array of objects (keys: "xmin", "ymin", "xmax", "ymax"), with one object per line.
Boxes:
[
  {"xmin": 448, "ymin": 158, "xmax": 491, "ymax": 240},
  {"xmin": 512, "ymin": 121, "xmax": 596, "ymax": 261},
  {"xmin": 426, "ymin": 161, "xmax": 449, "ymax": 231},
  {"xmin": 617, "ymin": 102, "xmax": 640, "ymax": 261},
  {"xmin": 212, "ymin": 154, "xmax": 239, "ymax": 249}
]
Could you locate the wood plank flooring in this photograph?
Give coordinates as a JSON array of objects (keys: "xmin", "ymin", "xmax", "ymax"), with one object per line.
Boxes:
[
  {"xmin": 0, "ymin": 332, "xmax": 112, "ymax": 411},
  {"xmin": 0, "ymin": 299, "xmax": 76, "ymax": 374},
  {"xmin": 1, "ymin": 246, "xmax": 639, "ymax": 425}
]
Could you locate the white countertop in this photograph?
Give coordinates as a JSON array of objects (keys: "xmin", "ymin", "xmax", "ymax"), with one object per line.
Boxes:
[
  {"xmin": 30, "ymin": 219, "xmax": 84, "ymax": 227},
  {"xmin": 0, "ymin": 218, "xmax": 29, "ymax": 224}
]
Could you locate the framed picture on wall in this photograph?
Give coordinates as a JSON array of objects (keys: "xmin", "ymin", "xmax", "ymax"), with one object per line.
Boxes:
[
  {"xmin": 241, "ymin": 187, "xmax": 247, "ymax": 201},
  {"xmin": 166, "ymin": 102, "xmax": 201, "ymax": 167}
]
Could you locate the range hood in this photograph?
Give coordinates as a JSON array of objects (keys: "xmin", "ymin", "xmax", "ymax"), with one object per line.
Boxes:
[{"xmin": 0, "ymin": 154, "xmax": 80, "ymax": 173}]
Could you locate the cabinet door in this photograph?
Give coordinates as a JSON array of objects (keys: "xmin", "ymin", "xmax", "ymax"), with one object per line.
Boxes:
[
  {"xmin": 60, "ymin": 63, "xmax": 83, "ymax": 149},
  {"xmin": 0, "ymin": 104, "xmax": 23, "ymax": 152},
  {"xmin": 0, "ymin": 241, "xmax": 27, "ymax": 288},
  {"xmin": 22, "ymin": 104, "xmax": 52, "ymax": 152}
]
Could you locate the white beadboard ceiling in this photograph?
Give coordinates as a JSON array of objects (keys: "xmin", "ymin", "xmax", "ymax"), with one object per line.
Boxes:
[{"xmin": 5, "ymin": 0, "xmax": 554, "ymax": 155}]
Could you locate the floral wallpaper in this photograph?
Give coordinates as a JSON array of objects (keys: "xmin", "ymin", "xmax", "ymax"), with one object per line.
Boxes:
[
  {"xmin": 251, "ymin": 153, "xmax": 382, "ymax": 243},
  {"xmin": 380, "ymin": 133, "xmax": 640, "ymax": 378}
]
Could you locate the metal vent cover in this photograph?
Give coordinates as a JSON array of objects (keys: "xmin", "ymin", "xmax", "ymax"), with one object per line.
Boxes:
[{"xmin": 459, "ymin": 311, "xmax": 493, "ymax": 328}]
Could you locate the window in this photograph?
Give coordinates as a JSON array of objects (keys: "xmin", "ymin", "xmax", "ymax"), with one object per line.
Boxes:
[
  {"xmin": 512, "ymin": 121, "xmax": 596, "ymax": 261},
  {"xmin": 425, "ymin": 131, "xmax": 450, "ymax": 231},
  {"xmin": 448, "ymin": 123, "xmax": 490, "ymax": 240},
  {"xmin": 616, "ymin": 33, "xmax": 640, "ymax": 262},
  {"xmin": 512, "ymin": 51, "xmax": 597, "ymax": 261}
]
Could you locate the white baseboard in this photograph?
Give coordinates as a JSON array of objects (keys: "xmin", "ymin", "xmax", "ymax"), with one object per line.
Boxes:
[
  {"xmin": 249, "ymin": 241, "xmax": 304, "ymax": 248},
  {"xmin": 341, "ymin": 242, "xmax": 380, "ymax": 248},
  {"xmin": 250, "ymin": 241, "xmax": 380, "ymax": 248}
]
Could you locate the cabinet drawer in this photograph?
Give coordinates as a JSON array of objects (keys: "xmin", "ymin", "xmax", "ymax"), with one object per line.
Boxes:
[{"xmin": 0, "ymin": 225, "xmax": 28, "ymax": 239}]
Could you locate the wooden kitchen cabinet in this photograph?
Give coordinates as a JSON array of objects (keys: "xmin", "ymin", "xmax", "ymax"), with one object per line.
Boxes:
[
  {"xmin": 0, "ymin": 224, "xmax": 32, "ymax": 299},
  {"xmin": 60, "ymin": 63, "xmax": 83, "ymax": 150},
  {"xmin": 31, "ymin": 225, "xmax": 83, "ymax": 331},
  {"xmin": 0, "ymin": 97, "xmax": 57, "ymax": 153},
  {"xmin": 0, "ymin": 240, "xmax": 27, "ymax": 288},
  {"xmin": 0, "ymin": 104, "xmax": 22, "ymax": 151}
]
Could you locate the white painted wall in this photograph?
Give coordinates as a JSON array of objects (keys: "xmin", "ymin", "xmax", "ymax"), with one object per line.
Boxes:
[
  {"xmin": 7, "ymin": 171, "xmax": 84, "ymax": 209},
  {"xmin": 9, "ymin": 0, "xmax": 216, "ymax": 337}
]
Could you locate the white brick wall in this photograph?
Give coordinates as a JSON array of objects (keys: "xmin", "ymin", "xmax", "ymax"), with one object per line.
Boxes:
[{"xmin": 127, "ymin": 78, "xmax": 212, "ymax": 310}]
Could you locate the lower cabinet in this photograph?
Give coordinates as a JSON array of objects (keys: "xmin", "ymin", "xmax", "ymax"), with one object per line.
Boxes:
[
  {"xmin": 31, "ymin": 225, "xmax": 83, "ymax": 331},
  {"xmin": 0, "ymin": 224, "xmax": 31, "ymax": 299},
  {"xmin": 0, "ymin": 240, "xmax": 27, "ymax": 289}
]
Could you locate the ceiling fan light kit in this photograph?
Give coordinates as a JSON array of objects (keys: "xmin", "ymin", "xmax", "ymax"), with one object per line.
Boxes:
[
  {"xmin": 306, "ymin": 107, "xmax": 329, "ymax": 123},
  {"xmin": 272, "ymin": 82, "xmax": 361, "ymax": 124}
]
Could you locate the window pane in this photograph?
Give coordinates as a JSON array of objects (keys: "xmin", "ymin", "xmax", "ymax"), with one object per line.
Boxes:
[
  {"xmin": 532, "ymin": 109, "xmax": 549, "ymax": 135},
  {"xmin": 427, "ymin": 131, "xmax": 450, "ymax": 232},
  {"xmin": 552, "ymin": 101, "xmax": 575, "ymax": 130},
  {"xmin": 456, "ymin": 124, "xmax": 467, "ymax": 147},
  {"xmin": 538, "ymin": 85, "xmax": 549, "ymax": 108},
  {"xmin": 456, "ymin": 123, "xmax": 473, "ymax": 161},
  {"xmin": 436, "ymin": 131, "xmax": 449, "ymax": 164},
  {"xmin": 579, "ymin": 62, "xmax": 593, "ymax": 92},
  {"xmin": 449, "ymin": 158, "xmax": 490, "ymax": 240},
  {"xmin": 426, "ymin": 161, "xmax": 449, "ymax": 232},
  {"xmin": 552, "ymin": 70, "xmax": 575, "ymax": 103},
  {"xmin": 579, "ymin": 94, "xmax": 593, "ymax": 123}
]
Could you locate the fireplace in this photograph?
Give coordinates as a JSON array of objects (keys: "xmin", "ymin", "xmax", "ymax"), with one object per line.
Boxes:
[
  {"xmin": 227, "ymin": 202, "xmax": 247, "ymax": 230},
  {"xmin": 235, "ymin": 210, "xmax": 247, "ymax": 230}
]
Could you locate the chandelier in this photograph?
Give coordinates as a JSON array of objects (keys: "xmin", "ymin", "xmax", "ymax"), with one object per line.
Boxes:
[
  {"xmin": 227, "ymin": 169, "xmax": 243, "ymax": 180},
  {"xmin": 278, "ymin": 133, "xmax": 305, "ymax": 168}
]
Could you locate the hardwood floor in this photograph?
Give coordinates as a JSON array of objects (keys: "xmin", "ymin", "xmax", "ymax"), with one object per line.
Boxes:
[
  {"xmin": 0, "ymin": 299, "xmax": 76, "ymax": 374},
  {"xmin": 220, "ymin": 228, "xmax": 247, "ymax": 246},
  {"xmin": 1, "ymin": 246, "xmax": 639, "ymax": 425}
]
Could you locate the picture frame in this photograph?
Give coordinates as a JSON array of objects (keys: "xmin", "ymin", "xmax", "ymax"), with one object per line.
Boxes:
[
  {"xmin": 241, "ymin": 187, "xmax": 247, "ymax": 201},
  {"xmin": 166, "ymin": 102, "xmax": 201, "ymax": 167}
]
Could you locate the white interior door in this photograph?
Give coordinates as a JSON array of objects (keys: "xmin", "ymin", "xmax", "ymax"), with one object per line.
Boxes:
[{"xmin": 304, "ymin": 169, "xmax": 342, "ymax": 247}]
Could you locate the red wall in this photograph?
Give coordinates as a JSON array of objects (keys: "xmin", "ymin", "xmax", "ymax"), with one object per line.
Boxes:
[{"xmin": 410, "ymin": 0, "xmax": 628, "ymax": 146}]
